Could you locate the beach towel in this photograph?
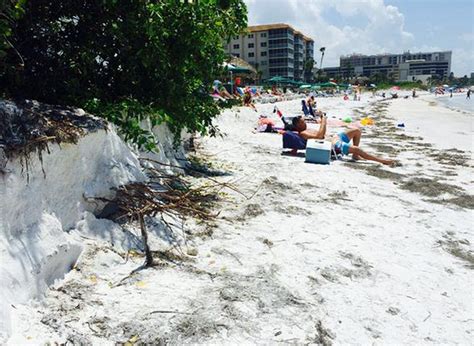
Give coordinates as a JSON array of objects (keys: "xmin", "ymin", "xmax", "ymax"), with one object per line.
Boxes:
[{"xmin": 282, "ymin": 131, "xmax": 307, "ymax": 150}]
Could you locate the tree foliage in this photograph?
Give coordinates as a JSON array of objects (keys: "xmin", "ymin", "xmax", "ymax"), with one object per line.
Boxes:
[
  {"xmin": 0, "ymin": 1, "xmax": 25, "ymax": 67},
  {"xmin": 1, "ymin": 0, "xmax": 247, "ymax": 148}
]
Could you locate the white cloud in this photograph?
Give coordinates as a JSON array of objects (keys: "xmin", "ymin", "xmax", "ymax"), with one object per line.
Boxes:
[
  {"xmin": 244, "ymin": 0, "xmax": 414, "ymax": 68},
  {"xmin": 244, "ymin": 0, "xmax": 473, "ymax": 75}
]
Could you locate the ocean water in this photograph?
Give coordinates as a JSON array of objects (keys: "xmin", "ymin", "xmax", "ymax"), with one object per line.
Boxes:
[{"xmin": 436, "ymin": 94, "xmax": 474, "ymax": 113}]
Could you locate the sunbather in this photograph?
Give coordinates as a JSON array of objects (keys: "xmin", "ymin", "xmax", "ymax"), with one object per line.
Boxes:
[
  {"xmin": 291, "ymin": 116, "xmax": 395, "ymax": 165},
  {"xmin": 213, "ymin": 85, "xmax": 234, "ymax": 99},
  {"xmin": 243, "ymin": 88, "xmax": 257, "ymax": 112},
  {"xmin": 306, "ymin": 95, "xmax": 316, "ymax": 114}
]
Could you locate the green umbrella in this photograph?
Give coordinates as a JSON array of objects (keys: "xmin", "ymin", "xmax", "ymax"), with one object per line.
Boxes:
[
  {"xmin": 288, "ymin": 80, "xmax": 304, "ymax": 86},
  {"xmin": 299, "ymin": 84, "xmax": 312, "ymax": 89},
  {"xmin": 317, "ymin": 82, "xmax": 337, "ymax": 88},
  {"xmin": 267, "ymin": 76, "xmax": 290, "ymax": 83},
  {"xmin": 311, "ymin": 85, "xmax": 321, "ymax": 90},
  {"xmin": 224, "ymin": 62, "xmax": 252, "ymax": 74}
]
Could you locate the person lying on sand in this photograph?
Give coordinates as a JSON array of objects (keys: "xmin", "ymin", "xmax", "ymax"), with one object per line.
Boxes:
[{"xmin": 292, "ymin": 115, "xmax": 395, "ymax": 166}]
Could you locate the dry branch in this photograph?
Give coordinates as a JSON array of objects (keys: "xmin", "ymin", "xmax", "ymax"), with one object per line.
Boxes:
[{"xmin": 95, "ymin": 162, "xmax": 232, "ymax": 268}]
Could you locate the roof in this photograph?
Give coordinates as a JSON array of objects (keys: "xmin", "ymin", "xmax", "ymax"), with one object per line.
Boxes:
[
  {"xmin": 228, "ymin": 56, "xmax": 257, "ymax": 74},
  {"xmin": 247, "ymin": 23, "xmax": 314, "ymax": 42},
  {"xmin": 247, "ymin": 23, "xmax": 293, "ymax": 32},
  {"xmin": 341, "ymin": 50, "xmax": 452, "ymax": 59}
]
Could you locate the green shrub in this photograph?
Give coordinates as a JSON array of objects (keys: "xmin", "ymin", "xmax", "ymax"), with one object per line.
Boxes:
[{"xmin": 1, "ymin": 0, "xmax": 247, "ymax": 148}]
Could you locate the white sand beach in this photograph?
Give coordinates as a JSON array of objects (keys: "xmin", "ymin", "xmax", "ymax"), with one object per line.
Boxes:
[{"xmin": 4, "ymin": 94, "xmax": 474, "ymax": 344}]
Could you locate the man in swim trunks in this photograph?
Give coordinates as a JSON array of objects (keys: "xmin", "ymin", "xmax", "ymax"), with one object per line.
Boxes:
[{"xmin": 292, "ymin": 115, "xmax": 394, "ymax": 165}]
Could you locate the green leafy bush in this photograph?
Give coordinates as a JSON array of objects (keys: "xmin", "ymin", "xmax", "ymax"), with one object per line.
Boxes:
[
  {"xmin": 0, "ymin": 1, "xmax": 26, "ymax": 68},
  {"xmin": 1, "ymin": 0, "xmax": 247, "ymax": 148}
]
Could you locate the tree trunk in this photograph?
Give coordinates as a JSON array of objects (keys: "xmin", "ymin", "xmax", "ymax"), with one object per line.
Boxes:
[{"xmin": 139, "ymin": 213, "xmax": 153, "ymax": 267}]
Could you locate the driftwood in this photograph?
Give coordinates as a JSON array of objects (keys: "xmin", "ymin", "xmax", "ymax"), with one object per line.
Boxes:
[{"xmin": 95, "ymin": 161, "xmax": 228, "ymax": 268}]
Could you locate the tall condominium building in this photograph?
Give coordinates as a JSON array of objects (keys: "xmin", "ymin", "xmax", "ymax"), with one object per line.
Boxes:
[
  {"xmin": 323, "ymin": 51, "xmax": 452, "ymax": 83},
  {"xmin": 223, "ymin": 23, "xmax": 315, "ymax": 81}
]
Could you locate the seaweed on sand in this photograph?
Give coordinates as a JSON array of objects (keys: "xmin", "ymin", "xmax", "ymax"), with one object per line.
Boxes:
[{"xmin": 436, "ymin": 234, "xmax": 474, "ymax": 269}]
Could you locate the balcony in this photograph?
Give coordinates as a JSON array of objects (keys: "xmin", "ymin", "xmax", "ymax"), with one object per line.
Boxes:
[{"xmin": 268, "ymin": 32, "xmax": 294, "ymax": 40}]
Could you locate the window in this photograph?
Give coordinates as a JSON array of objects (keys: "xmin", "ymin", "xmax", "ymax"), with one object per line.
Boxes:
[
  {"xmin": 261, "ymin": 51, "xmax": 267, "ymax": 57},
  {"xmin": 260, "ymin": 42, "xmax": 267, "ymax": 47},
  {"xmin": 234, "ymin": 53, "xmax": 240, "ymax": 58},
  {"xmin": 233, "ymin": 44, "xmax": 239, "ymax": 49},
  {"xmin": 248, "ymin": 34, "xmax": 254, "ymax": 38},
  {"xmin": 261, "ymin": 61, "xmax": 267, "ymax": 65},
  {"xmin": 260, "ymin": 33, "xmax": 267, "ymax": 38},
  {"xmin": 248, "ymin": 52, "xmax": 254, "ymax": 57},
  {"xmin": 233, "ymin": 35, "xmax": 239, "ymax": 40},
  {"xmin": 248, "ymin": 43, "xmax": 254, "ymax": 48}
]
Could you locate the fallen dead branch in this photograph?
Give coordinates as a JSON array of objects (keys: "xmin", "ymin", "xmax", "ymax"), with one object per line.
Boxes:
[
  {"xmin": 140, "ymin": 157, "xmax": 263, "ymax": 200},
  {"xmin": 95, "ymin": 163, "xmax": 228, "ymax": 268}
]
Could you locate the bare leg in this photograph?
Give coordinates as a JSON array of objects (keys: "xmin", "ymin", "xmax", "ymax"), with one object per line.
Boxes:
[
  {"xmin": 344, "ymin": 128, "xmax": 361, "ymax": 160},
  {"xmin": 344, "ymin": 128, "xmax": 361, "ymax": 145},
  {"xmin": 349, "ymin": 146, "xmax": 394, "ymax": 165}
]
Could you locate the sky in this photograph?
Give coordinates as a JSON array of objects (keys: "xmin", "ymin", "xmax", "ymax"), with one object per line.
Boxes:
[{"xmin": 244, "ymin": 0, "xmax": 474, "ymax": 76}]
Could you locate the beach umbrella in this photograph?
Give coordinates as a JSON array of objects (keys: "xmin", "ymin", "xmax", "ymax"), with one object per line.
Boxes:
[
  {"xmin": 442, "ymin": 84, "xmax": 449, "ymax": 88},
  {"xmin": 299, "ymin": 84, "xmax": 312, "ymax": 89},
  {"xmin": 226, "ymin": 64, "xmax": 252, "ymax": 74},
  {"xmin": 229, "ymin": 56, "xmax": 257, "ymax": 74},
  {"xmin": 318, "ymin": 82, "xmax": 337, "ymax": 88},
  {"xmin": 311, "ymin": 85, "xmax": 321, "ymax": 90},
  {"xmin": 267, "ymin": 76, "xmax": 290, "ymax": 83},
  {"xmin": 223, "ymin": 63, "xmax": 252, "ymax": 94},
  {"xmin": 391, "ymin": 86, "xmax": 401, "ymax": 90}
]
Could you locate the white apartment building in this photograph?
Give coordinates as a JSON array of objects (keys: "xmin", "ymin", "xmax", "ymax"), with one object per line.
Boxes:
[
  {"xmin": 323, "ymin": 51, "xmax": 452, "ymax": 83},
  {"xmin": 224, "ymin": 23, "xmax": 315, "ymax": 81}
]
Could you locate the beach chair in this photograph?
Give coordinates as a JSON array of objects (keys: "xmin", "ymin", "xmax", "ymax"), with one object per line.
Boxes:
[{"xmin": 301, "ymin": 100, "xmax": 310, "ymax": 116}]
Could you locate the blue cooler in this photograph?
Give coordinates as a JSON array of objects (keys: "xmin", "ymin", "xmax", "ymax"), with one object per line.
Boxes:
[{"xmin": 305, "ymin": 140, "xmax": 331, "ymax": 164}]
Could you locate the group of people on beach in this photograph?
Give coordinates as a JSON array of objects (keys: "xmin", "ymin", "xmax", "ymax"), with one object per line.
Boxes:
[
  {"xmin": 291, "ymin": 112, "xmax": 395, "ymax": 166},
  {"xmin": 251, "ymin": 90, "xmax": 397, "ymax": 166}
]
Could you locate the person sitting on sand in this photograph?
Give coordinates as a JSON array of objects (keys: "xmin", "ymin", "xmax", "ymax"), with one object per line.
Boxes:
[
  {"xmin": 306, "ymin": 95, "xmax": 317, "ymax": 116},
  {"xmin": 271, "ymin": 85, "xmax": 282, "ymax": 96},
  {"xmin": 291, "ymin": 115, "xmax": 395, "ymax": 165},
  {"xmin": 216, "ymin": 86, "xmax": 233, "ymax": 99},
  {"xmin": 243, "ymin": 87, "xmax": 257, "ymax": 112}
]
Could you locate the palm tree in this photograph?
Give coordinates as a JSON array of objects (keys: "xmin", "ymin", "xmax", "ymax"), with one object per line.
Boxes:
[
  {"xmin": 304, "ymin": 58, "xmax": 315, "ymax": 82},
  {"xmin": 319, "ymin": 47, "xmax": 326, "ymax": 69}
]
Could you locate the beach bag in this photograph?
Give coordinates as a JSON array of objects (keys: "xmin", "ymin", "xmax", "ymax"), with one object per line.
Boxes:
[{"xmin": 282, "ymin": 131, "xmax": 307, "ymax": 150}]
